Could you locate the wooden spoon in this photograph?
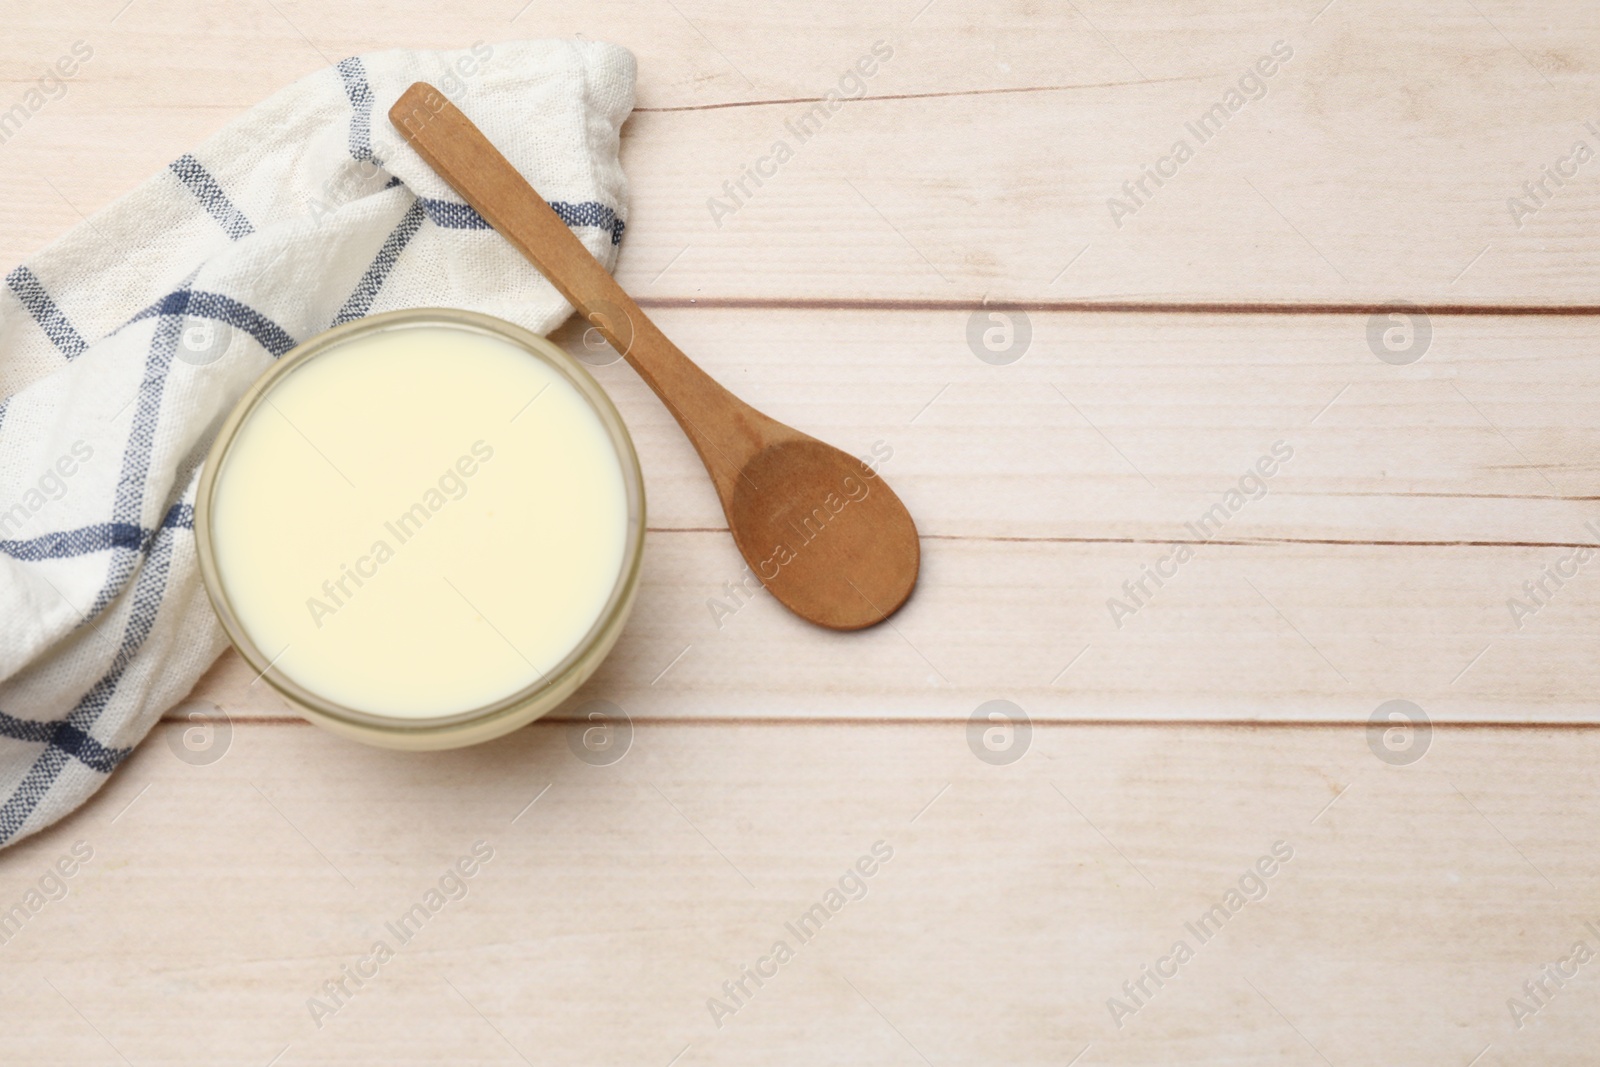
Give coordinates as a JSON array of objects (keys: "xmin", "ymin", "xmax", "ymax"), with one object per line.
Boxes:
[{"xmin": 388, "ymin": 83, "xmax": 919, "ymax": 631}]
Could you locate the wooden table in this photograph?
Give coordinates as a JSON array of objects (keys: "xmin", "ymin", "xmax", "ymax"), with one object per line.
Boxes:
[{"xmin": 3, "ymin": 2, "xmax": 1598, "ymax": 1063}]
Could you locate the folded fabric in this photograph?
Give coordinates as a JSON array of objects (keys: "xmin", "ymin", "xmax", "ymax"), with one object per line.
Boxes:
[{"xmin": 0, "ymin": 40, "xmax": 636, "ymax": 848}]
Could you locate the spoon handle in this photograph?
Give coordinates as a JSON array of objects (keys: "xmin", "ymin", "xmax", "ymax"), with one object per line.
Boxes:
[{"xmin": 389, "ymin": 82, "xmax": 767, "ymax": 496}]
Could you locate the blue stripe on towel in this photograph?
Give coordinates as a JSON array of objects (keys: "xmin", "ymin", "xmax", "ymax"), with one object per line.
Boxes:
[
  {"xmin": 169, "ymin": 154, "xmax": 256, "ymax": 241},
  {"xmin": 419, "ymin": 198, "xmax": 493, "ymax": 230},
  {"xmin": 0, "ymin": 522, "xmax": 146, "ymax": 561},
  {"xmin": 419, "ymin": 197, "xmax": 626, "ymax": 245},
  {"xmin": 0, "ymin": 712, "xmax": 133, "ymax": 774},
  {"xmin": 83, "ymin": 312, "xmax": 188, "ymax": 623},
  {"xmin": 0, "ymin": 711, "xmax": 59, "ymax": 745},
  {"xmin": 336, "ymin": 56, "xmax": 378, "ymax": 163},
  {"xmin": 551, "ymin": 200, "xmax": 627, "ymax": 246},
  {"xmin": 333, "ymin": 198, "xmax": 427, "ymax": 326},
  {"xmin": 0, "ymin": 507, "xmax": 191, "ymax": 563},
  {"xmin": 6, "ymin": 266, "xmax": 88, "ymax": 360},
  {"xmin": 126, "ymin": 290, "xmax": 297, "ymax": 359}
]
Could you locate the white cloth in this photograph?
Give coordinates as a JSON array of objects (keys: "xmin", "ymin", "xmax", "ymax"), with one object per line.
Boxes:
[{"xmin": 0, "ymin": 40, "xmax": 636, "ymax": 847}]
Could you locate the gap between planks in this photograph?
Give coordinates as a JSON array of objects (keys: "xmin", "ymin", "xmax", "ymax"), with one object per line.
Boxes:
[
  {"xmin": 648, "ymin": 528, "xmax": 1600, "ymax": 551},
  {"xmin": 630, "ymin": 75, "xmax": 1203, "ymax": 113},
  {"xmin": 152, "ymin": 715, "xmax": 1600, "ymax": 729},
  {"xmin": 633, "ymin": 297, "xmax": 1600, "ymax": 316}
]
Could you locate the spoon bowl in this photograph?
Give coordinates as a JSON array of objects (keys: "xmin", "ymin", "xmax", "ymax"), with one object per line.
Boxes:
[{"xmin": 728, "ymin": 437, "xmax": 919, "ymax": 630}]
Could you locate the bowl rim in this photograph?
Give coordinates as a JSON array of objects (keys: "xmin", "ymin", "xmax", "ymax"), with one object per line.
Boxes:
[{"xmin": 193, "ymin": 306, "xmax": 646, "ymax": 739}]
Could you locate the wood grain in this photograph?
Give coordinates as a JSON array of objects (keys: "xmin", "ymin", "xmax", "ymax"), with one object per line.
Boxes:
[
  {"xmin": 2, "ymin": 1, "xmax": 1598, "ymax": 303},
  {"xmin": 178, "ymin": 530, "xmax": 1600, "ymax": 724},
  {"xmin": 2, "ymin": 721, "xmax": 1596, "ymax": 1066},
  {"xmin": 546, "ymin": 308, "xmax": 1600, "ymax": 545}
]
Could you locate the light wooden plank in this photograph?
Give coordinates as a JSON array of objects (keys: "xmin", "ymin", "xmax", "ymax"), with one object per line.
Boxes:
[
  {"xmin": 1, "ymin": 721, "xmax": 1595, "ymax": 1064},
  {"xmin": 181, "ymin": 529, "xmax": 1600, "ymax": 723},
  {"xmin": 2, "ymin": 2, "xmax": 1598, "ymax": 302},
  {"xmin": 550, "ymin": 309, "xmax": 1600, "ymax": 544}
]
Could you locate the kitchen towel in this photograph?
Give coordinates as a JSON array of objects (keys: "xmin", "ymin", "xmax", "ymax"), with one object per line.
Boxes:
[{"xmin": 0, "ymin": 39, "xmax": 636, "ymax": 848}]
